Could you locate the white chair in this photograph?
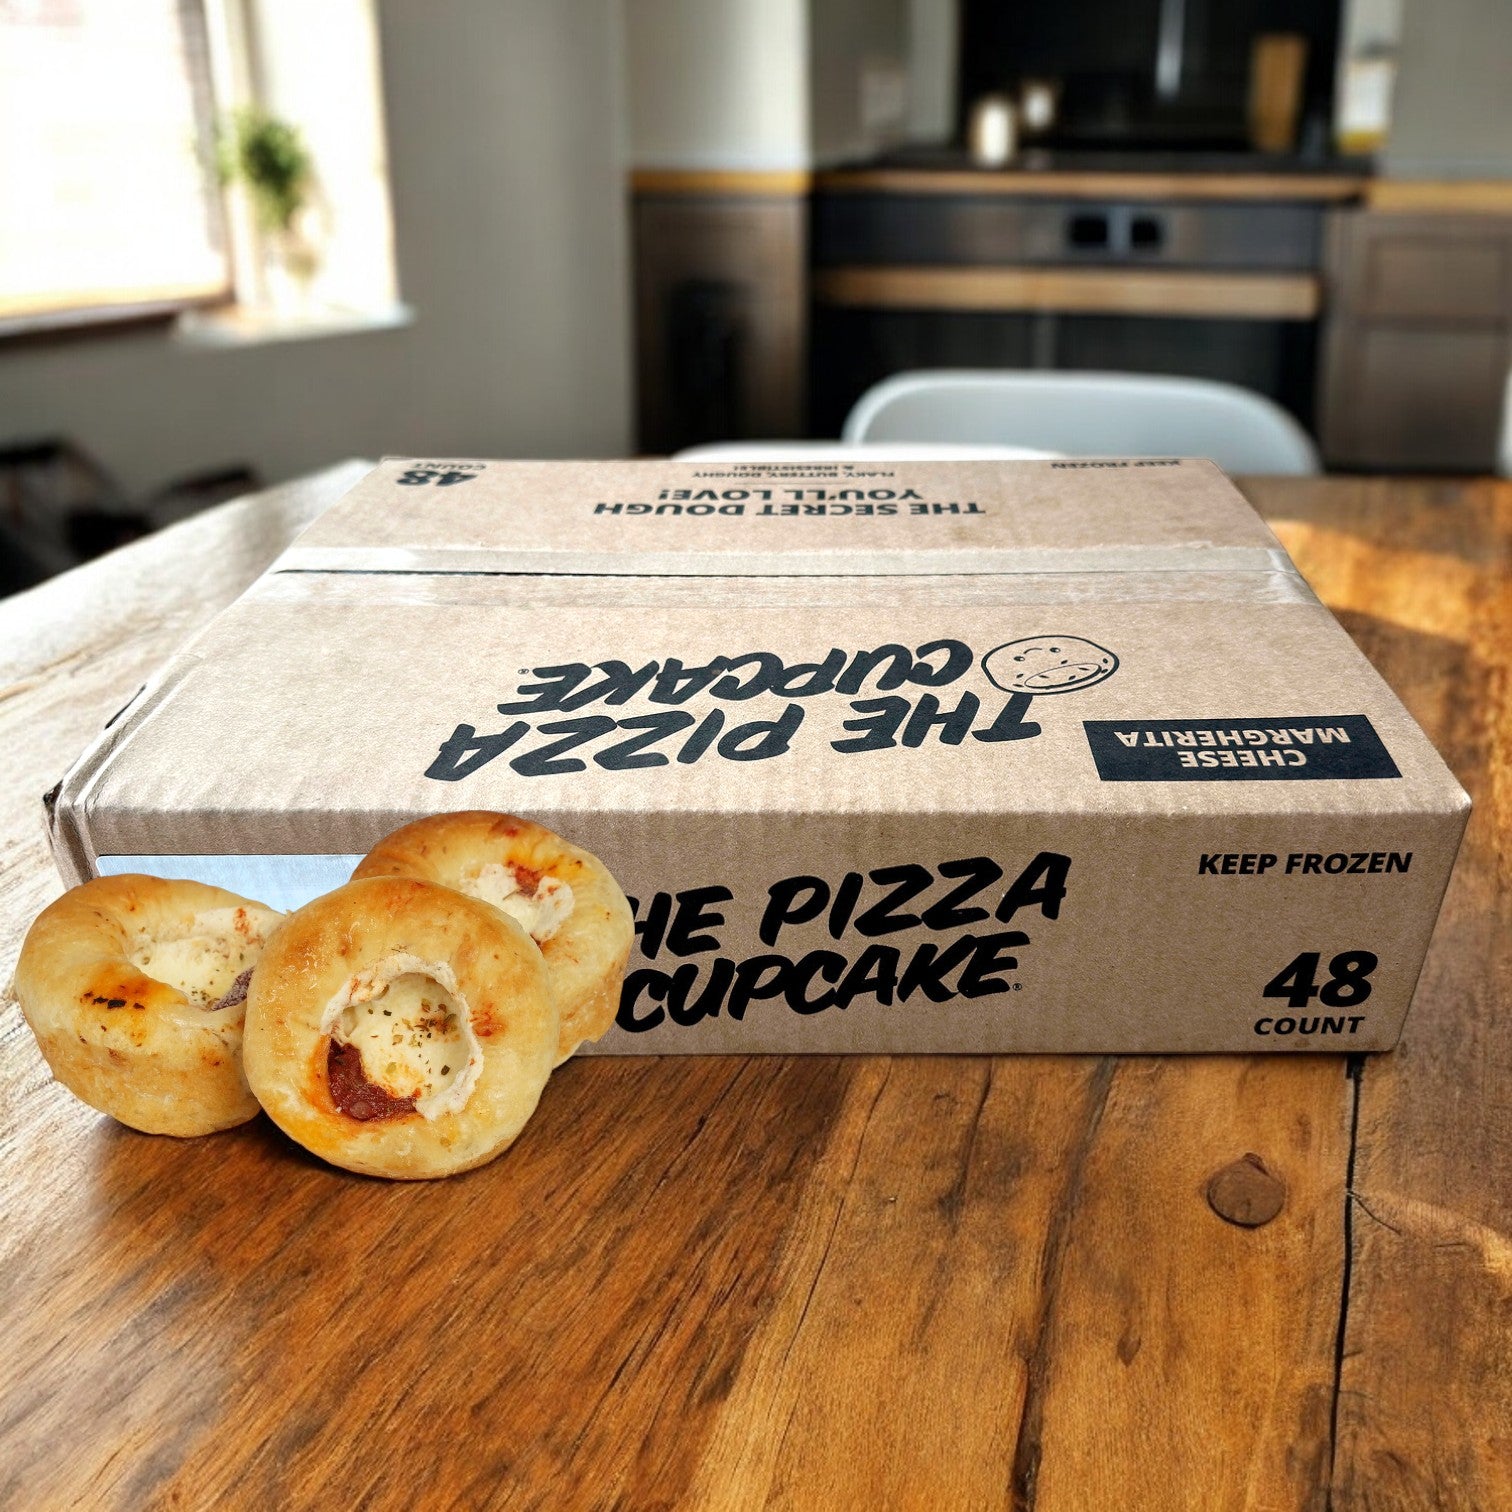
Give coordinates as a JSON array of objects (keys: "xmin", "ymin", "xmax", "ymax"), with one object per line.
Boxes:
[
  {"xmin": 843, "ymin": 370, "xmax": 1321, "ymax": 475},
  {"xmin": 674, "ymin": 440, "xmax": 1058, "ymax": 461}
]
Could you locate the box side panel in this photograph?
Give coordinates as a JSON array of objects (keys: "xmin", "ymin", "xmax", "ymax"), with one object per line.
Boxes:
[
  {"xmin": 94, "ymin": 802, "xmax": 1465, "ymax": 1054},
  {"xmin": 588, "ymin": 806, "xmax": 1465, "ymax": 1054}
]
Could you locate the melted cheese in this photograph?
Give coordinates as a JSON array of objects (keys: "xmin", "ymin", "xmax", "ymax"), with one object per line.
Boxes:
[
  {"xmin": 320, "ymin": 953, "xmax": 482, "ymax": 1120},
  {"xmin": 130, "ymin": 906, "xmax": 271, "ymax": 1006},
  {"xmin": 464, "ymin": 863, "xmax": 573, "ymax": 943}
]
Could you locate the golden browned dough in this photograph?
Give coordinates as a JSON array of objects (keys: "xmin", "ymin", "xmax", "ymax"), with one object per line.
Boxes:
[
  {"xmin": 353, "ymin": 812, "xmax": 633, "ymax": 1062},
  {"xmin": 242, "ymin": 876, "xmax": 559, "ymax": 1179},
  {"xmin": 13, "ymin": 874, "xmax": 283, "ymax": 1135}
]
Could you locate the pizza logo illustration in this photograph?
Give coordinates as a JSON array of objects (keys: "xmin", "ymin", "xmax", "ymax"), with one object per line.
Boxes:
[{"xmin": 982, "ymin": 636, "xmax": 1119, "ymax": 696}]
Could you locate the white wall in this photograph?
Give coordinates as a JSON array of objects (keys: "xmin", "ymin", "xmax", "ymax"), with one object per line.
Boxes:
[
  {"xmin": 0, "ymin": 0, "xmax": 632, "ymax": 496},
  {"xmin": 808, "ymin": 0, "xmax": 910, "ymax": 165},
  {"xmin": 1341, "ymin": 0, "xmax": 1404, "ymax": 52},
  {"xmin": 907, "ymin": 0, "xmax": 958, "ymax": 144},
  {"xmin": 624, "ymin": 0, "xmax": 809, "ymax": 170},
  {"xmin": 1384, "ymin": 0, "xmax": 1512, "ymax": 177},
  {"xmin": 622, "ymin": 0, "xmax": 951, "ymax": 173}
]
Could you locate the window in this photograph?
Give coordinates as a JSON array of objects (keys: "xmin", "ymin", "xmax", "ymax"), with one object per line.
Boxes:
[
  {"xmin": 0, "ymin": 0, "xmax": 399, "ymax": 339},
  {"xmin": 0, "ymin": 0, "xmax": 230, "ymax": 331},
  {"xmin": 224, "ymin": 0, "xmax": 398, "ymax": 319}
]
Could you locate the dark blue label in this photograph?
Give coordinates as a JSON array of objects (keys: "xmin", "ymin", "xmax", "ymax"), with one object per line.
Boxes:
[{"xmin": 1084, "ymin": 715, "xmax": 1400, "ymax": 781}]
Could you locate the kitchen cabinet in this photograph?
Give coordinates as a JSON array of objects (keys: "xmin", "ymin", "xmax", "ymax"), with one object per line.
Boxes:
[
  {"xmin": 1319, "ymin": 212, "xmax": 1512, "ymax": 471},
  {"xmin": 630, "ymin": 178, "xmax": 808, "ymax": 454}
]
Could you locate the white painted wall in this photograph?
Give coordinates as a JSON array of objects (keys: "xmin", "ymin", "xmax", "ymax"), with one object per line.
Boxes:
[
  {"xmin": 808, "ymin": 0, "xmax": 910, "ymax": 164},
  {"xmin": 623, "ymin": 0, "xmax": 954, "ymax": 173},
  {"xmin": 1342, "ymin": 0, "xmax": 1405, "ymax": 53},
  {"xmin": 907, "ymin": 0, "xmax": 959, "ymax": 144},
  {"xmin": 624, "ymin": 0, "xmax": 809, "ymax": 170},
  {"xmin": 0, "ymin": 0, "xmax": 632, "ymax": 496},
  {"xmin": 1384, "ymin": 0, "xmax": 1512, "ymax": 177}
]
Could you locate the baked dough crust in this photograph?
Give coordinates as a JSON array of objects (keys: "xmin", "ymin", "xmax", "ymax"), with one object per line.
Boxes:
[
  {"xmin": 13, "ymin": 874, "xmax": 283, "ymax": 1136},
  {"xmin": 353, "ymin": 813, "xmax": 632, "ymax": 1061},
  {"xmin": 242, "ymin": 876, "xmax": 558, "ymax": 1179}
]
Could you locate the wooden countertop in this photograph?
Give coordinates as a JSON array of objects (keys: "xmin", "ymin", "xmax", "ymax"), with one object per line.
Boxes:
[
  {"xmin": 2, "ymin": 467, "xmax": 1508, "ymax": 1509},
  {"xmin": 813, "ymin": 166, "xmax": 1368, "ymax": 202},
  {"xmin": 631, "ymin": 165, "xmax": 1368, "ymax": 203},
  {"xmin": 633, "ymin": 166, "xmax": 1512, "ymax": 216},
  {"xmin": 813, "ymin": 265, "xmax": 1321, "ymax": 320}
]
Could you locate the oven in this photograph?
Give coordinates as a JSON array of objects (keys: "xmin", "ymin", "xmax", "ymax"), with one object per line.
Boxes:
[{"xmin": 808, "ymin": 180, "xmax": 1332, "ymax": 438}]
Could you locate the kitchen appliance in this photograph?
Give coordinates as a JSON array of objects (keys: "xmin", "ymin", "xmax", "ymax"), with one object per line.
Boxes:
[{"xmin": 809, "ymin": 180, "xmax": 1330, "ymax": 436}]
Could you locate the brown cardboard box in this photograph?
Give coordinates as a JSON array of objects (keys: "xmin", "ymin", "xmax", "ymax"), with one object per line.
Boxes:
[{"xmin": 50, "ymin": 458, "xmax": 1469, "ymax": 1053}]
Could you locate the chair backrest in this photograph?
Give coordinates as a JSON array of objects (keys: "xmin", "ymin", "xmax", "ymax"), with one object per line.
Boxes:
[{"xmin": 843, "ymin": 370, "xmax": 1321, "ymax": 475}]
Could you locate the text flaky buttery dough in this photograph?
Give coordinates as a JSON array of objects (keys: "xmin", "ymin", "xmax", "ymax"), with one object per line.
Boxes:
[{"xmin": 49, "ymin": 458, "xmax": 1469, "ymax": 1054}]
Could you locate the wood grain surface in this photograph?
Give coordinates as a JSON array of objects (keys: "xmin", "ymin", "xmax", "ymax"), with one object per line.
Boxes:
[
  {"xmin": 1250, "ymin": 477, "xmax": 1512, "ymax": 1510},
  {"xmin": 1364, "ymin": 180, "xmax": 1512, "ymax": 215},
  {"xmin": 813, "ymin": 265, "xmax": 1321, "ymax": 320},
  {"xmin": 629, "ymin": 169, "xmax": 814, "ymax": 198},
  {"xmin": 812, "ymin": 168, "xmax": 1367, "ymax": 203},
  {"xmin": 0, "ymin": 467, "xmax": 1506, "ymax": 1511}
]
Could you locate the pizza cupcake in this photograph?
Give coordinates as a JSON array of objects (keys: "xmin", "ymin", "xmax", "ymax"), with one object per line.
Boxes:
[
  {"xmin": 14, "ymin": 875, "xmax": 283, "ymax": 1135},
  {"xmin": 353, "ymin": 813, "xmax": 633, "ymax": 1062},
  {"xmin": 242, "ymin": 876, "xmax": 559, "ymax": 1179}
]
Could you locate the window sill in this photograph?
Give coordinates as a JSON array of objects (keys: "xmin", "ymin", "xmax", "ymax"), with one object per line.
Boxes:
[
  {"xmin": 173, "ymin": 301, "xmax": 414, "ymax": 349},
  {"xmin": 0, "ymin": 291, "xmax": 226, "ymax": 346}
]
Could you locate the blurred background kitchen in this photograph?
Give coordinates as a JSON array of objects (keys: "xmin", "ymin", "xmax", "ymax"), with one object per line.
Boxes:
[{"xmin": 2, "ymin": 0, "xmax": 1510, "ymax": 589}]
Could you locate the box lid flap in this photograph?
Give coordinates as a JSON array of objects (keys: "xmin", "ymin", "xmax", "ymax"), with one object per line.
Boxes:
[{"xmin": 278, "ymin": 457, "xmax": 1292, "ymax": 578}]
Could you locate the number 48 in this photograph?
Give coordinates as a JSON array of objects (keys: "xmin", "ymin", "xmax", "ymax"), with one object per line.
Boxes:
[
  {"xmin": 1263, "ymin": 951, "xmax": 1378, "ymax": 1009},
  {"xmin": 397, "ymin": 468, "xmax": 475, "ymax": 487}
]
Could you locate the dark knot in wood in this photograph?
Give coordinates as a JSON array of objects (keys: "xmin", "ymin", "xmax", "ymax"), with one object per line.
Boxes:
[{"xmin": 1207, "ymin": 1153, "xmax": 1286, "ymax": 1227}]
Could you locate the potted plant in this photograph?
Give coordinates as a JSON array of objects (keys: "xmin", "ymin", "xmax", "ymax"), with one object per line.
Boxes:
[{"xmin": 218, "ymin": 109, "xmax": 319, "ymax": 312}]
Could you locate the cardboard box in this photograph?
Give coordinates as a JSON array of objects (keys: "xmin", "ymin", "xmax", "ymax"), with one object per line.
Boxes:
[{"xmin": 50, "ymin": 457, "xmax": 1469, "ymax": 1054}]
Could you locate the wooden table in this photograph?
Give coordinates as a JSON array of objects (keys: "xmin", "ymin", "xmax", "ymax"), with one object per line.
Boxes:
[{"xmin": 2, "ymin": 467, "xmax": 1507, "ymax": 1510}]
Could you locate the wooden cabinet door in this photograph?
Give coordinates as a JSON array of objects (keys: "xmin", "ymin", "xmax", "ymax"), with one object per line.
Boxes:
[
  {"xmin": 1320, "ymin": 211, "xmax": 1512, "ymax": 472},
  {"xmin": 1322, "ymin": 322, "xmax": 1509, "ymax": 470},
  {"xmin": 632, "ymin": 194, "xmax": 807, "ymax": 453}
]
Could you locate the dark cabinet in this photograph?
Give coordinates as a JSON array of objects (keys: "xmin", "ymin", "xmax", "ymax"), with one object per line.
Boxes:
[
  {"xmin": 1320, "ymin": 212, "xmax": 1512, "ymax": 471},
  {"xmin": 631, "ymin": 193, "xmax": 807, "ymax": 454}
]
